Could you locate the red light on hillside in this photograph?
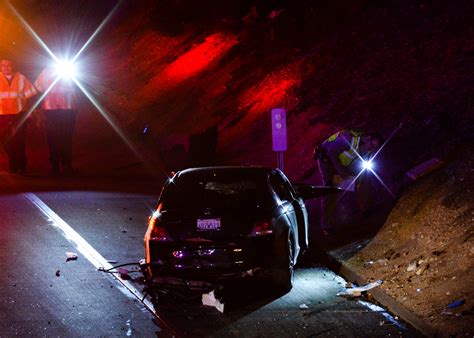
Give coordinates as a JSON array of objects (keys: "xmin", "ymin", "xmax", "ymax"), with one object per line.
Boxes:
[{"xmin": 164, "ymin": 33, "xmax": 238, "ymax": 84}]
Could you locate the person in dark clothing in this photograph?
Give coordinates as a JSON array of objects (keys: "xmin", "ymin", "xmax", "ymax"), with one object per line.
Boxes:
[
  {"xmin": 314, "ymin": 129, "xmax": 381, "ymax": 233},
  {"xmin": 34, "ymin": 66, "xmax": 77, "ymax": 175}
]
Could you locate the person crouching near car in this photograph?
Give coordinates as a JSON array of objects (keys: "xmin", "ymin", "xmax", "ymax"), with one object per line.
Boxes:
[
  {"xmin": 0, "ymin": 57, "xmax": 37, "ymax": 174},
  {"xmin": 35, "ymin": 66, "xmax": 77, "ymax": 175},
  {"xmin": 313, "ymin": 129, "xmax": 381, "ymax": 235}
]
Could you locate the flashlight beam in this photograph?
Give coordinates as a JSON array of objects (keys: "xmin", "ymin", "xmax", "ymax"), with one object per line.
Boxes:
[
  {"xmin": 7, "ymin": 1, "xmax": 59, "ymax": 63},
  {"xmin": 72, "ymin": 1, "xmax": 122, "ymax": 63}
]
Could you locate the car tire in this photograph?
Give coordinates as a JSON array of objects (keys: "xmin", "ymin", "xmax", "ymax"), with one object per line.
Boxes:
[{"xmin": 273, "ymin": 230, "xmax": 295, "ymax": 293}]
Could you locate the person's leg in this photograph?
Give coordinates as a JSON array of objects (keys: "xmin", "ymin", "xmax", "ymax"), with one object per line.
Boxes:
[
  {"xmin": 317, "ymin": 157, "xmax": 335, "ymax": 233},
  {"xmin": 12, "ymin": 112, "xmax": 28, "ymax": 173},
  {"xmin": 60, "ymin": 109, "xmax": 76, "ymax": 171},
  {"xmin": 45, "ymin": 110, "xmax": 61, "ymax": 174},
  {"xmin": 2, "ymin": 116, "xmax": 16, "ymax": 173},
  {"xmin": 356, "ymin": 170, "xmax": 378, "ymax": 216}
]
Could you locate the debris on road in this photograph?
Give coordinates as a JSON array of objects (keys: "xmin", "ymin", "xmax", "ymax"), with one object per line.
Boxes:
[
  {"xmin": 337, "ymin": 280, "xmax": 383, "ymax": 298},
  {"xmin": 446, "ymin": 299, "xmax": 465, "ymax": 309},
  {"xmin": 118, "ymin": 268, "xmax": 131, "ymax": 280},
  {"xmin": 65, "ymin": 252, "xmax": 78, "ymax": 262},
  {"xmin": 202, "ymin": 290, "xmax": 224, "ymax": 313},
  {"xmin": 126, "ymin": 319, "xmax": 132, "ymax": 336},
  {"xmin": 299, "ymin": 303, "xmax": 309, "ymax": 309},
  {"xmin": 55, "ymin": 270, "xmax": 60, "ymax": 277}
]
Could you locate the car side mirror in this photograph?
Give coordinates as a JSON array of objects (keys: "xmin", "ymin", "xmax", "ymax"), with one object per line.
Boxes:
[{"xmin": 293, "ymin": 184, "xmax": 343, "ymax": 200}]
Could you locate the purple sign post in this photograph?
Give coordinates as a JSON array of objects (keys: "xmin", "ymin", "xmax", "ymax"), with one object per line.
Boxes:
[{"xmin": 271, "ymin": 108, "xmax": 287, "ymax": 171}]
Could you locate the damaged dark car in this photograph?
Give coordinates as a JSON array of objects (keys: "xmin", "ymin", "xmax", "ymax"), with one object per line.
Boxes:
[{"xmin": 144, "ymin": 166, "xmax": 332, "ymax": 291}]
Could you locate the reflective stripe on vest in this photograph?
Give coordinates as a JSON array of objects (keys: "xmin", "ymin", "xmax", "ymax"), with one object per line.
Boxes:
[
  {"xmin": 338, "ymin": 135, "xmax": 360, "ymax": 166},
  {"xmin": 0, "ymin": 92, "xmax": 19, "ymax": 98},
  {"xmin": 327, "ymin": 131, "xmax": 342, "ymax": 142}
]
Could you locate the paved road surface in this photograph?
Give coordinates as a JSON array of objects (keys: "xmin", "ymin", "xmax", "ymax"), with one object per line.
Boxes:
[{"xmin": 0, "ymin": 173, "xmax": 419, "ymax": 336}]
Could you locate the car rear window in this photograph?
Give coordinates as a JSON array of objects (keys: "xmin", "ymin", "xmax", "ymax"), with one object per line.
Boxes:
[{"xmin": 161, "ymin": 170, "xmax": 272, "ymax": 210}]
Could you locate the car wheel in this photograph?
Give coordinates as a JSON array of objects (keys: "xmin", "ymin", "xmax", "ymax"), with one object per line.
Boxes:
[{"xmin": 273, "ymin": 230, "xmax": 295, "ymax": 292}]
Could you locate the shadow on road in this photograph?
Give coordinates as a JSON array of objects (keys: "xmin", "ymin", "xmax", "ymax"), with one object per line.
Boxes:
[{"xmin": 148, "ymin": 278, "xmax": 285, "ymax": 336}]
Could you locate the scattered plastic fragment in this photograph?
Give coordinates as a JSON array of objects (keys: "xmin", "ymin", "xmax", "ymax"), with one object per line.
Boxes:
[
  {"xmin": 118, "ymin": 267, "xmax": 130, "ymax": 279},
  {"xmin": 363, "ymin": 261, "xmax": 374, "ymax": 268},
  {"xmin": 202, "ymin": 290, "xmax": 224, "ymax": 313},
  {"xmin": 65, "ymin": 252, "xmax": 78, "ymax": 262},
  {"xmin": 107, "ymin": 260, "xmax": 117, "ymax": 264},
  {"xmin": 337, "ymin": 280, "xmax": 383, "ymax": 297},
  {"xmin": 242, "ymin": 269, "xmax": 254, "ymax": 277},
  {"xmin": 336, "ymin": 176, "xmax": 356, "ymax": 191},
  {"xmin": 55, "ymin": 270, "xmax": 60, "ymax": 277},
  {"xmin": 446, "ymin": 299, "xmax": 465, "ymax": 309},
  {"xmin": 299, "ymin": 303, "xmax": 309, "ymax": 309},
  {"xmin": 406, "ymin": 158, "xmax": 443, "ymax": 180}
]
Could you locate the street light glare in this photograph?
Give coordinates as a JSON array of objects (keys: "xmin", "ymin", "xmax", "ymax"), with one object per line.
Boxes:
[{"xmin": 55, "ymin": 60, "xmax": 77, "ymax": 79}]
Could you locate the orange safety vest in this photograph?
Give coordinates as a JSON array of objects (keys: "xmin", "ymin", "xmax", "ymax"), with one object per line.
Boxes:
[
  {"xmin": 34, "ymin": 68, "xmax": 76, "ymax": 110},
  {"xmin": 0, "ymin": 72, "xmax": 37, "ymax": 115}
]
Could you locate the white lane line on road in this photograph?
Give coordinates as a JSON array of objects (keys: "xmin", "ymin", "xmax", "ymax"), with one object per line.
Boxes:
[{"xmin": 24, "ymin": 192, "xmax": 172, "ymax": 333}]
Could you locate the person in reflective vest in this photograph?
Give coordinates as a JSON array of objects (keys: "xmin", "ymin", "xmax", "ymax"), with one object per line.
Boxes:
[
  {"xmin": 313, "ymin": 129, "xmax": 381, "ymax": 233},
  {"xmin": 35, "ymin": 67, "xmax": 77, "ymax": 175},
  {"xmin": 315, "ymin": 129, "xmax": 381, "ymax": 186},
  {"xmin": 0, "ymin": 57, "xmax": 37, "ymax": 173}
]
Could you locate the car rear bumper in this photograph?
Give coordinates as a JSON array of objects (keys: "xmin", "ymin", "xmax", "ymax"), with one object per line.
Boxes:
[{"xmin": 145, "ymin": 236, "xmax": 275, "ymax": 285}]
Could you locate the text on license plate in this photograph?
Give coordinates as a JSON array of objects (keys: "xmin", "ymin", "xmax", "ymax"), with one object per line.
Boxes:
[{"xmin": 197, "ymin": 218, "xmax": 221, "ymax": 231}]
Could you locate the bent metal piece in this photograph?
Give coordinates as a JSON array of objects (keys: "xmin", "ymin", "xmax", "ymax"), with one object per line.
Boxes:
[{"xmin": 294, "ymin": 185, "xmax": 343, "ymax": 199}]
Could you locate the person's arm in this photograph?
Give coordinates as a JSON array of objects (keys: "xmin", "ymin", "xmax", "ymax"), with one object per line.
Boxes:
[
  {"xmin": 33, "ymin": 70, "xmax": 45, "ymax": 93},
  {"xmin": 23, "ymin": 76, "xmax": 37, "ymax": 99},
  {"xmin": 327, "ymin": 132, "xmax": 353, "ymax": 178},
  {"xmin": 329, "ymin": 152, "xmax": 352, "ymax": 178},
  {"xmin": 21, "ymin": 75, "xmax": 38, "ymax": 112}
]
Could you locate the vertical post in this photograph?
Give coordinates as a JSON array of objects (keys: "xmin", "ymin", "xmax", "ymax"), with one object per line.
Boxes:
[
  {"xmin": 271, "ymin": 108, "xmax": 287, "ymax": 171},
  {"xmin": 277, "ymin": 151, "xmax": 284, "ymax": 171}
]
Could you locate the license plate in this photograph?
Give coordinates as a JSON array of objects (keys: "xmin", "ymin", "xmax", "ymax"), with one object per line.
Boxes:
[{"xmin": 197, "ymin": 218, "xmax": 221, "ymax": 231}]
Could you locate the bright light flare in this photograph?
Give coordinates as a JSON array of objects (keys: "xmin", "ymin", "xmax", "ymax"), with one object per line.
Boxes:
[
  {"xmin": 55, "ymin": 60, "xmax": 77, "ymax": 79},
  {"xmin": 8, "ymin": 0, "xmax": 167, "ymax": 179},
  {"xmin": 337, "ymin": 132, "xmax": 400, "ymax": 199},
  {"xmin": 361, "ymin": 159, "xmax": 374, "ymax": 171}
]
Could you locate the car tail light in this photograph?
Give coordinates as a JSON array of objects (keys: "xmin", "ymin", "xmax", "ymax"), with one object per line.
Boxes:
[
  {"xmin": 149, "ymin": 223, "xmax": 172, "ymax": 241},
  {"xmin": 248, "ymin": 220, "xmax": 273, "ymax": 237},
  {"xmin": 145, "ymin": 206, "xmax": 173, "ymax": 242}
]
